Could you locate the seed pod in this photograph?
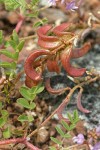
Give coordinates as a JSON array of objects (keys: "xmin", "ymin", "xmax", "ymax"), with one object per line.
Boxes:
[
  {"xmin": 25, "ymin": 76, "xmax": 40, "ymax": 88},
  {"xmin": 45, "ymin": 78, "xmax": 65, "ymax": 95},
  {"xmin": 72, "ymin": 42, "xmax": 91, "ymax": 58},
  {"xmin": 37, "ymin": 25, "xmax": 58, "ymax": 41},
  {"xmin": 38, "ymin": 38, "xmax": 60, "ymax": 49},
  {"xmin": 77, "ymin": 89, "xmax": 90, "ymax": 113},
  {"xmin": 47, "ymin": 58, "xmax": 60, "ymax": 73},
  {"xmin": 24, "ymin": 50, "xmax": 50, "ymax": 82},
  {"xmin": 53, "ymin": 23, "xmax": 73, "ymax": 36},
  {"xmin": 61, "ymin": 48, "xmax": 86, "ymax": 77}
]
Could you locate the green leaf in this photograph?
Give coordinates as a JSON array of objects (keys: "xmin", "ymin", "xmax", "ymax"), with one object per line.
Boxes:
[
  {"xmin": 30, "ymin": 83, "xmax": 44, "ymax": 94},
  {"xmin": 19, "ymin": 86, "xmax": 36, "ymax": 101},
  {"xmin": 55, "ymin": 126, "xmax": 64, "ymax": 137},
  {"xmin": 0, "ymin": 30, "xmax": 3, "ymax": 44},
  {"xmin": 50, "ymin": 137, "xmax": 62, "ymax": 145},
  {"xmin": 12, "ymin": 30, "xmax": 19, "ymax": 45},
  {"xmin": 4, "ymin": 0, "xmax": 21, "ymax": 10},
  {"xmin": 30, "ymin": 0, "xmax": 39, "ymax": 5},
  {"xmin": 63, "ymin": 133, "xmax": 71, "ymax": 138},
  {"xmin": 49, "ymin": 147, "xmax": 56, "ymax": 150},
  {"xmin": 0, "ymin": 0, "xmax": 4, "ymax": 3},
  {"xmin": 3, "ymin": 127, "xmax": 11, "ymax": 138},
  {"xmin": 69, "ymin": 124, "xmax": 76, "ymax": 130},
  {"xmin": 67, "ymin": 113, "xmax": 73, "ymax": 124},
  {"xmin": 18, "ymin": 114, "xmax": 28, "ymax": 122},
  {"xmin": 26, "ymin": 11, "xmax": 39, "ymax": 18},
  {"xmin": 0, "ymin": 50, "xmax": 19, "ymax": 60},
  {"xmin": 1, "ymin": 110, "xmax": 9, "ymax": 117},
  {"xmin": 17, "ymin": 98, "xmax": 31, "ymax": 109},
  {"xmin": 0, "ymin": 102, "xmax": 2, "ymax": 109},
  {"xmin": 17, "ymin": 40, "xmax": 25, "ymax": 52},
  {"xmin": 29, "ymin": 102, "xmax": 36, "ymax": 110},
  {"xmin": 42, "ymin": 18, "xmax": 48, "ymax": 24},
  {"xmin": 73, "ymin": 118, "xmax": 80, "ymax": 124},
  {"xmin": 12, "ymin": 128, "xmax": 24, "ymax": 136},
  {"xmin": 27, "ymin": 114, "xmax": 34, "ymax": 122},
  {"xmin": 0, "ymin": 62, "xmax": 16, "ymax": 69},
  {"xmin": 33, "ymin": 21, "xmax": 42, "ymax": 27},
  {"xmin": 74, "ymin": 110, "xmax": 79, "ymax": 120},
  {"xmin": 0, "ymin": 117, "xmax": 6, "ymax": 128},
  {"xmin": 36, "ymin": 85, "xmax": 44, "ymax": 94},
  {"xmin": 61, "ymin": 120, "xmax": 70, "ymax": 131},
  {"xmin": 8, "ymin": 40, "xmax": 17, "ymax": 49}
]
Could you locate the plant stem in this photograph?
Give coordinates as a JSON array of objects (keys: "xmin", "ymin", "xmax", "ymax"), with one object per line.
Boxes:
[
  {"xmin": 27, "ymin": 75, "xmax": 99, "ymax": 139},
  {"xmin": 0, "ymin": 137, "xmax": 41, "ymax": 150}
]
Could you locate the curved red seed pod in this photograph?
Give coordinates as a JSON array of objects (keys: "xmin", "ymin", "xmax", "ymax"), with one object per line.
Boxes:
[
  {"xmin": 72, "ymin": 42, "xmax": 91, "ymax": 58},
  {"xmin": 25, "ymin": 76, "xmax": 40, "ymax": 88},
  {"xmin": 38, "ymin": 38, "xmax": 60, "ymax": 49},
  {"xmin": 53, "ymin": 23, "xmax": 74, "ymax": 36},
  {"xmin": 24, "ymin": 50, "xmax": 50, "ymax": 82},
  {"xmin": 61, "ymin": 48, "xmax": 86, "ymax": 77},
  {"xmin": 57, "ymin": 99, "xmax": 70, "ymax": 123},
  {"xmin": 47, "ymin": 59, "xmax": 60, "ymax": 73},
  {"xmin": 45, "ymin": 78, "xmax": 66, "ymax": 95},
  {"xmin": 37, "ymin": 25, "xmax": 58, "ymax": 41},
  {"xmin": 77, "ymin": 89, "xmax": 90, "ymax": 113}
]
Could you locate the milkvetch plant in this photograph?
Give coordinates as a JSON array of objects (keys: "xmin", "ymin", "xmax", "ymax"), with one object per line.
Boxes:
[{"xmin": 0, "ymin": 0, "xmax": 100, "ymax": 149}]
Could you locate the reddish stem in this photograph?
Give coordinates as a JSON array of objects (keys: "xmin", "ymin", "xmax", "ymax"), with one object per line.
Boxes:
[
  {"xmin": 0, "ymin": 137, "xmax": 25, "ymax": 145},
  {"xmin": 15, "ymin": 15, "xmax": 24, "ymax": 33},
  {"xmin": 24, "ymin": 141, "xmax": 41, "ymax": 150},
  {"xmin": 0, "ymin": 137, "xmax": 40, "ymax": 150}
]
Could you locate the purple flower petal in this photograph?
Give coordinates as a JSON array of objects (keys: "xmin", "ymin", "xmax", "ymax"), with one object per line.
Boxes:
[
  {"xmin": 96, "ymin": 125, "xmax": 100, "ymax": 135},
  {"xmin": 61, "ymin": 0, "xmax": 65, "ymax": 4},
  {"xmin": 48, "ymin": 0, "xmax": 56, "ymax": 5},
  {"xmin": 66, "ymin": 0, "xmax": 78, "ymax": 11},
  {"xmin": 93, "ymin": 142, "xmax": 100, "ymax": 150},
  {"xmin": 72, "ymin": 134, "xmax": 85, "ymax": 144}
]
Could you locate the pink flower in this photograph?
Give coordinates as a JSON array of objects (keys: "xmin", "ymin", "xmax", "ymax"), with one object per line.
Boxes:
[
  {"xmin": 48, "ymin": 0, "xmax": 56, "ymax": 5},
  {"xmin": 72, "ymin": 134, "xmax": 85, "ymax": 144},
  {"xmin": 66, "ymin": 0, "xmax": 78, "ymax": 11}
]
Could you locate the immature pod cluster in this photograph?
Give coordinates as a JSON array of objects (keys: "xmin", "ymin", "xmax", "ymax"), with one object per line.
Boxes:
[{"xmin": 24, "ymin": 23, "xmax": 91, "ymax": 87}]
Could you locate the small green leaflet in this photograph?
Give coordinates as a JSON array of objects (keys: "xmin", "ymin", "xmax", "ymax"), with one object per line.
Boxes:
[
  {"xmin": 0, "ymin": 30, "xmax": 3, "ymax": 44},
  {"xmin": 61, "ymin": 120, "xmax": 70, "ymax": 131},
  {"xmin": 1, "ymin": 110, "xmax": 9, "ymax": 117},
  {"xmin": 30, "ymin": 0, "xmax": 39, "ymax": 5},
  {"xmin": 55, "ymin": 126, "xmax": 64, "ymax": 137},
  {"xmin": 18, "ymin": 114, "xmax": 34, "ymax": 122},
  {"xmin": 49, "ymin": 147, "xmax": 56, "ymax": 150},
  {"xmin": 0, "ymin": 118, "xmax": 6, "ymax": 128},
  {"xmin": 19, "ymin": 86, "xmax": 36, "ymax": 101},
  {"xmin": 50, "ymin": 137, "xmax": 62, "ymax": 145},
  {"xmin": 17, "ymin": 40, "xmax": 25, "ymax": 52},
  {"xmin": 18, "ymin": 114, "xmax": 29, "ymax": 122},
  {"xmin": 3, "ymin": 127, "xmax": 11, "ymax": 138},
  {"xmin": 17, "ymin": 98, "xmax": 36, "ymax": 110},
  {"xmin": 0, "ymin": 62, "xmax": 16, "ymax": 69},
  {"xmin": 0, "ymin": 50, "xmax": 19, "ymax": 60}
]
